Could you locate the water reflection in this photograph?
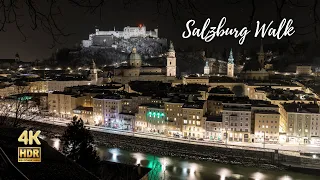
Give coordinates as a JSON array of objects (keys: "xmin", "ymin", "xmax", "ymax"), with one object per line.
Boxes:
[
  {"xmin": 132, "ymin": 152, "xmax": 145, "ymax": 164},
  {"xmin": 45, "ymin": 139, "xmax": 318, "ymax": 180},
  {"xmin": 217, "ymin": 168, "xmax": 232, "ymax": 180},
  {"xmin": 251, "ymin": 172, "xmax": 267, "ymax": 180},
  {"xmin": 278, "ymin": 175, "xmax": 293, "ymax": 180},
  {"xmin": 108, "ymin": 148, "xmax": 120, "ymax": 162},
  {"xmin": 51, "ymin": 138, "xmax": 60, "ymax": 150}
]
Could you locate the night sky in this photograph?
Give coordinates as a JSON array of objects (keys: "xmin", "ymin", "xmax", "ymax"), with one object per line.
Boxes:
[{"xmin": 0, "ymin": 0, "xmax": 317, "ymax": 61}]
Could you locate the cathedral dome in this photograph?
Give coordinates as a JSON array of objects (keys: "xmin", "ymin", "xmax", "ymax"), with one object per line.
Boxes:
[{"xmin": 129, "ymin": 48, "xmax": 142, "ymax": 61}]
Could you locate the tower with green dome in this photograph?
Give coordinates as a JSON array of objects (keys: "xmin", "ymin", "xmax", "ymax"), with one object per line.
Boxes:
[{"xmin": 227, "ymin": 48, "xmax": 234, "ymax": 77}]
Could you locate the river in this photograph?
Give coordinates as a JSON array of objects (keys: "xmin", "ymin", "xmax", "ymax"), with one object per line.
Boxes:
[{"xmin": 45, "ymin": 137, "xmax": 319, "ymax": 180}]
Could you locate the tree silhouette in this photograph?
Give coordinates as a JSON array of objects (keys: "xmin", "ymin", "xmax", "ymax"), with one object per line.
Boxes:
[{"xmin": 62, "ymin": 116, "xmax": 100, "ymax": 174}]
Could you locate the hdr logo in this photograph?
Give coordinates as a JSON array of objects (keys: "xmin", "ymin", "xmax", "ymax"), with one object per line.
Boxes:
[{"xmin": 17, "ymin": 130, "xmax": 41, "ymax": 162}]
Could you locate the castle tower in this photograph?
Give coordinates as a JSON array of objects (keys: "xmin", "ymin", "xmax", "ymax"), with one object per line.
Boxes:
[
  {"xmin": 166, "ymin": 41, "xmax": 176, "ymax": 77},
  {"xmin": 227, "ymin": 49, "xmax": 234, "ymax": 77},
  {"xmin": 89, "ymin": 59, "xmax": 98, "ymax": 84},
  {"xmin": 257, "ymin": 40, "xmax": 265, "ymax": 69},
  {"xmin": 204, "ymin": 61, "xmax": 210, "ymax": 75},
  {"xmin": 129, "ymin": 48, "xmax": 142, "ymax": 68}
]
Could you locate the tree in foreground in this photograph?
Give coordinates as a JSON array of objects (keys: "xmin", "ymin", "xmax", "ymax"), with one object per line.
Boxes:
[{"xmin": 62, "ymin": 116, "xmax": 100, "ymax": 174}]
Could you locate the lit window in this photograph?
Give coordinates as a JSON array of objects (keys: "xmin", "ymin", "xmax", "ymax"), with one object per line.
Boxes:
[{"xmin": 183, "ymin": 120, "xmax": 187, "ymax": 124}]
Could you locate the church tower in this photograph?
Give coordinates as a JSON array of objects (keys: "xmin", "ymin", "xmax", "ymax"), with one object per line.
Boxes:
[
  {"xmin": 204, "ymin": 61, "xmax": 210, "ymax": 75},
  {"xmin": 227, "ymin": 49, "xmax": 234, "ymax": 77},
  {"xmin": 129, "ymin": 48, "xmax": 142, "ymax": 68},
  {"xmin": 89, "ymin": 59, "xmax": 98, "ymax": 84},
  {"xmin": 257, "ymin": 40, "xmax": 265, "ymax": 69},
  {"xmin": 166, "ymin": 41, "xmax": 176, "ymax": 77}
]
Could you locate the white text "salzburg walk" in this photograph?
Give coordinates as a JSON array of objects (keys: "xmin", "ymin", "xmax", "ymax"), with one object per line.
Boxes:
[{"xmin": 182, "ymin": 17, "xmax": 295, "ymax": 45}]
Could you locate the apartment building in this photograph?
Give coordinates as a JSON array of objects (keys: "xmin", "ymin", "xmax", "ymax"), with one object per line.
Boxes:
[
  {"xmin": 205, "ymin": 115, "xmax": 222, "ymax": 140},
  {"xmin": 145, "ymin": 104, "xmax": 167, "ymax": 134},
  {"xmin": 222, "ymin": 104, "xmax": 252, "ymax": 142},
  {"xmin": 283, "ymin": 103, "xmax": 320, "ymax": 144},
  {"xmin": 135, "ymin": 105, "xmax": 148, "ymax": 131},
  {"xmin": 93, "ymin": 94, "xmax": 122, "ymax": 127},
  {"xmin": 182, "ymin": 101, "xmax": 207, "ymax": 138},
  {"xmin": 164, "ymin": 99, "xmax": 184, "ymax": 136},
  {"xmin": 48, "ymin": 92, "xmax": 78, "ymax": 118},
  {"xmin": 73, "ymin": 106, "xmax": 94, "ymax": 124},
  {"xmin": 254, "ymin": 111, "xmax": 283, "ymax": 143}
]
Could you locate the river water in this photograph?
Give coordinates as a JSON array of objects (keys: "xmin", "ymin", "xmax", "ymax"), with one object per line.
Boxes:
[{"xmin": 46, "ymin": 137, "xmax": 319, "ymax": 180}]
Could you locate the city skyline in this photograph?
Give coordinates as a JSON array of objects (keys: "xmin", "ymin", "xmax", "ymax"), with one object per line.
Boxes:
[{"xmin": 2, "ymin": 1, "xmax": 320, "ymax": 179}]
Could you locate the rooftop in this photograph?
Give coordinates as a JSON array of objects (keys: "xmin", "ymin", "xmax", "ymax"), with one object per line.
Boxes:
[
  {"xmin": 283, "ymin": 102, "xmax": 319, "ymax": 113},
  {"xmin": 140, "ymin": 103, "xmax": 163, "ymax": 109},
  {"xmin": 93, "ymin": 93, "xmax": 121, "ymax": 100},
  {"xmin": 223, "ymin": 105, "xmax": 252, "ymax": 111},
  {"xmin": 74, "ymin": 106, "xmax": 93, "ymax": 111},
  {"xmin": 182, "ymin": 101, "xmax": 205, "ymax": 109},
  {"xmin": 209, "ymin": 86, "xmax": 234, "ymax": 95},
  {"xmin": 254, "ymin": 110, "xmax": 280, "ymax": 115},
  {"xmin": 207, "ymin": 95, "xmax": 250, "ymax": 102},
  {"xmin": 209, "ymin": 76, "xmax": 241, "ymax": 83},
  {"xmin": 205, "ymin": 115, "xmax": 223, "ymax": 122}
]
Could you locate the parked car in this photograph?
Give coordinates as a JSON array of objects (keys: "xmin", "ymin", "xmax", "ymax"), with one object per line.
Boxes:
[
  {"xmin": 183, "ymin": 136, "xmax": 188, "ymax": 139},
  {"xmin": 198, "ymin": 138, "xmax": 204, "ymax": 141},
  {"xmin": 190, "ymin": 137, "xmax": 197, "ymax": 140}
]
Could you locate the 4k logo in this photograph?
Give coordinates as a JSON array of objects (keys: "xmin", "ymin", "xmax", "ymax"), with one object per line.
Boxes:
[{"xmin": 18, "ymin": 130, "xmax": 41, "ymax": 162}]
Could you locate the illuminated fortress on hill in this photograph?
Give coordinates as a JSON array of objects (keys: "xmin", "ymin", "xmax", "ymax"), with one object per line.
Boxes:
[{"xmin": 82, "ymin": 24, "xmax": 159, "ymax": 47}]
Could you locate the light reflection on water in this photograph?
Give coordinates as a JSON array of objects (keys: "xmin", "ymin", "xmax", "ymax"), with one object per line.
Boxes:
[
  {"xmin": 217, "ymin": 168, "xmax": 232, "ymax": 180},
  {"xmin": 51, "ymin": 138, "xmax": 60, "ymax": 150},
  {"xmin": 45, "ymin": 138, "xmax": 318, "ymax": 180}
]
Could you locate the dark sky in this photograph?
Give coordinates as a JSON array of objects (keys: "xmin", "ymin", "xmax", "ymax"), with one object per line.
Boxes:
[{"xmin": 0, "ymin": 0, "xmax": 317, "ymax": 61}]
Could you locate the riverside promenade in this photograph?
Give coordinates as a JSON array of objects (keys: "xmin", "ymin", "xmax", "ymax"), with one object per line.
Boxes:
[{"xmin": 16, "ymin": 118, "xmax": 320, "ymax": 173}]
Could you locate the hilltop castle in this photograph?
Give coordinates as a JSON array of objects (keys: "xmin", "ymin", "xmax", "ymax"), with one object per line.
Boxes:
[{"xmin": 82, "ymin": 24, "xmax": 159, "ymax": 47}]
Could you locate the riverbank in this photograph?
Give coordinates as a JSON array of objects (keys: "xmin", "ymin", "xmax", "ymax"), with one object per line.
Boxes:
[{"xmin": 19, "ymin": 120, "xmax": 286, "ymax": 171}]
